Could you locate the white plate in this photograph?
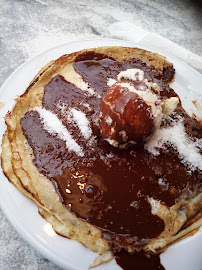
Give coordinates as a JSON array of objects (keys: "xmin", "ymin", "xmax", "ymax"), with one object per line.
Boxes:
[{"xmin": 0, "ymin": 39, "xmax": 202, "ymax": 270}]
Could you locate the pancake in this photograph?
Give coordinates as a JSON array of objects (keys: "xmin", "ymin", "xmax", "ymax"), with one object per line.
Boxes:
[{"xmin": 1, "ymin": 46, "xmax": 202, "ymax": 270}]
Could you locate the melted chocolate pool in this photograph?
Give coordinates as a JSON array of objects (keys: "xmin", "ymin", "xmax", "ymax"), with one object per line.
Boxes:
[
  {"xmin": 116, "ymin": 250, "xmax": 165, "ymax": 270},
  {"xmin": 20, "ymin": 52, "xmax": 202, "ymax": 269}
]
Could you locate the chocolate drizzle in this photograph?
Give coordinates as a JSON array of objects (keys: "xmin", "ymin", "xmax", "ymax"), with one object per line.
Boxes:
[
  {"xmin": 115, "ymin": 250, "xmax": 165, "ymax": 270},
  {"xmin": 20, "ymin": 52, "xmax": 202, "ymax": 270}
]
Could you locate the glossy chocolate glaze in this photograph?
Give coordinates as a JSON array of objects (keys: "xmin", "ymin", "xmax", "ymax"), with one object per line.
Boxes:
[
  {"xmin": 74, "ymin": 52, "xmax": 176, "ymax": 99},
  {"xmin": 99, "ymin": 84, "xmax": 155, "ymax": 145},
  {"xmin": 20, "ymin": 52, "xmax": 202, "ymax": 269},
  {"xmin": 115, "ymin": 250, "xmax": 165, "ymax": 270}
]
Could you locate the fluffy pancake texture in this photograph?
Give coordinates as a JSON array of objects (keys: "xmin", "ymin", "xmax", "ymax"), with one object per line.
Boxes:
[{"xmin": 1, "ymin": 46, "xmax": 202, "ymax": 267}]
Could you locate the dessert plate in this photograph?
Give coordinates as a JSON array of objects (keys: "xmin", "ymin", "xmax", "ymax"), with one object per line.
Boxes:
[{"xmin": 0, "ymin": 39, "xmax": 201, "ymax": 270}]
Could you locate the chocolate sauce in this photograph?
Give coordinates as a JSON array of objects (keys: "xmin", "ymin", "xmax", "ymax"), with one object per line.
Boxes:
[
  {"xmin": 20, "ymin": 52, "xmax": 202, "ymax": 269},
  {"xmin": 74, "ymin": 51, "xmax": 176, "ymax": 99},
  {"xmin": 115, "ymin": 250, "xmax": 165, "ymax": 270}
]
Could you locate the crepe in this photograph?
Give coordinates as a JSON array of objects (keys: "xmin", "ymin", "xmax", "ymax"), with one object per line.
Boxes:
[{"xmin": 1, "ymin": 46, "xmax": 202, "ymax": 268}]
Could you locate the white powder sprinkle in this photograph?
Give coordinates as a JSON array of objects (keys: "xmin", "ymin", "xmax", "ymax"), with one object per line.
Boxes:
[
  {"xmin": 158, "ymin": 178, "xmax": 169, "ymax": 190},
  {"xmin": 145, "ymin": 120, "xmax": 202, "ymax": 171},
  {"xmin": 57, "ymin": 102, "xmax": 68, "ymax": 114},
  {"xmin": 107, "ymin": 78, "xmax": 117, "ymax": 87},
  {"xmin": 35, "ymin": 107, "xmax": 84, "ymax": 157},
  {"xmin": 82, "ymin": 103, "xmax": 91, "ymax": 110},
  {"xmin": 70, "ymin": 108, "xmax": 92, "ymax": 139},
  {"xmin": 57, "ymin": 103, "xmax": 92, "ymax": 140},
  {"xmin": 77, "ymin": 81, "xmax": 96, "ymax": 96},
  {"xmin": 106, "ymin": 153, "xmax": 114, "ymax": 159},
  {"xmin": 148, "ymin": 197, "xmax": 161, "ymax": 215}
]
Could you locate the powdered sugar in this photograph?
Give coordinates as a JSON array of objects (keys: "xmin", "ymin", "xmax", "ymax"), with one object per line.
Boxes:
[
  {"xmin": 35, "ymin": 107, "xmax": 84, "ymax": 156},
  {"xmin": 145, "ymin": 119, "xmax": 202, "ymax": 171},
  {"xmin": 57, "ymin": 103, "xmax": 92, "ymax": 140},
  {"xmin": 147, "ymin": 197, "xmax": 161, "ymax": 215},
  {"xmin": 82, "ymin": 103, "xmax": 91, "ymax": 111},
  {"xmin": 158, "ymin": 178, "xmax": 169, "ymax": 190},
  {"xmin": 70, "ymin": 108, "xmax": 92, "ymax": 139},
  {"xmin": 77, "ymin": 81, "xmax": 96, "ymax": 96},
  {"xmin": 57, "ymin": 102, "xmax": 67, "ymax": 115}
]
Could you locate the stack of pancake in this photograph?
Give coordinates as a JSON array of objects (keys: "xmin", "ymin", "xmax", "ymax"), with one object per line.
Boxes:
[{"xmin": 1, "ymin": 46, "xmax": 202, "ymax": 269}]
